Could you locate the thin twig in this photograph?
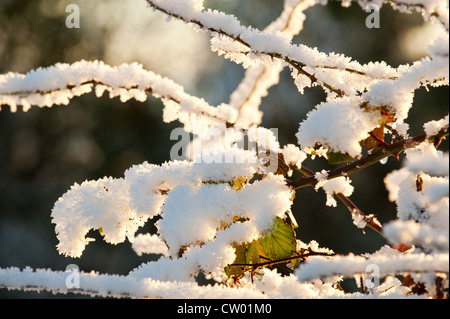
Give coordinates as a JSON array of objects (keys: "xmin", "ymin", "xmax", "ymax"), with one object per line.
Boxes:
[
  {"xmin": 228, "ymin": 250, "xmax": 336, "ymax": 270},
  {"xmin": 335, "ymin": 193, "xmax": 384, "ymax": 237},
  {"xmin": 1, "ymin": 77, "xmax": 235, "ymax": 127},
  {"xmin": 296, "ymin": 166, "xmax": 385, "ymax": 237}
]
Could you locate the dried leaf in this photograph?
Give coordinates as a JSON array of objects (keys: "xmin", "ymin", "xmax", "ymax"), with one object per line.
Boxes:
[{"xmin": 361, "ymin": 126, "xmax": 385, "ymax": 149}]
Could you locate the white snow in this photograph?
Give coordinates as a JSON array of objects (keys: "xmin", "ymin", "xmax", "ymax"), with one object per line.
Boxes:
[
  {"xmin": 295, "ymin": 245, "xmax": 449, "ymax": 282},
  {"xmin": 296, "ymin": 96, "xmax": 383, "ymax": 158},
  {"xmin": 423, "ymin": 114, "xmax": 449, "ymax": 138},
  {"xmin": 132, "ymin": 234, "xmax": 170, "ymax": 257},
  {"xmin": 49, "ymin": 142, "xmax": 295, "ymax": 283},
  {"xmin": 0, "ymin": 61, "xmax": 238, "ymax": 134},
  {"xmin": 322, "ymin": 177, "xmax": 354, "ymax": 207},
  {"xmin": 384, "ymin": 143, "xmax": 449, "ymax": 251}
]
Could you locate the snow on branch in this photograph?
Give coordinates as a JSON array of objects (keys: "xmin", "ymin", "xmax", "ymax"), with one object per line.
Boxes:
[
  {"xmin": 146, "ymin": 0, "xmax": 401, "ymax": 97},
  {"xmin": 1, "ymin": 0, "xmax": 448, "ymax": 299},
  {"xmin": 51, "ymin": 147, "xmax": 295, "ymax": 267},
  {"xmin": 132, "ymin": 234, "xmax": 170, "ymax": 257},
  {"xmin": 227, "ymin": 0, "xmax": 316, "ymax": 128},
  {"xmin": 384, "ymin": 220, "xmax": 449, "ymax": 251},
  {"xmin": 331, "ymin": 1, "xmax": 449, "ymax": 30},
  {"xmin": 384, "ymin": 142, "xmax": 449, "ymax": 252},
  {"xmin": 0, "ymin": 262, "xmax": 391, "ymax": 298},
  {"xmin": 0, "ymin": 60, "xmax": 237, "ymax": 132},
  {"xmin": 0, "ymin": 266, "xmax": 265, "ymax": 299},
  {"xmin": 296, "ymin": 56, "xmax": 449, "ymax": 159},
  {"xmin": 289, "ymin": 124, "xmax": 449, "ymax": 189},
  {"xmin": 363, "ymin": 57, "xmax": 449, "ymax": 121},
  {"xmin": 295, "ymin": 245, "xmax": 449, "ymax": 282},
  {"xmin": 386, "ymin": 0, "xmax": 449, "ymax": 30}
]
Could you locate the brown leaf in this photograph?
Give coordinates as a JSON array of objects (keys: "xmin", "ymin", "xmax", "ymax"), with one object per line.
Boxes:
[
  {"xmin": 360, "ymin": 126, "xmax": 385, "ymax": 150},
  {"xmin": 391, "ymin": 243, "xmax": 413, "ymax": 252},
  {"xmin": 402, "ymin": 275, "xmax": 415, "ymax": 287}
]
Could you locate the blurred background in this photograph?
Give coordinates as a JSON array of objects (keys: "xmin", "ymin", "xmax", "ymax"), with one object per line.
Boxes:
[{"xmin": 0, "ymin": 0, "xmax": 448, "ymax": 298}]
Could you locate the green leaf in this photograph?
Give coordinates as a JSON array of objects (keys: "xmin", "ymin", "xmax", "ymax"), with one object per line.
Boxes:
[
  {"xmin": 258, "ymin": 217, "xmax": 296, "ymax": 260},
  {"xmin": 326, "ymin": 151, "xmax": 356, "ymax": 164},
  {"xmin": 225, "ymin": 217, "xmax": 297, "ymax": 280}
]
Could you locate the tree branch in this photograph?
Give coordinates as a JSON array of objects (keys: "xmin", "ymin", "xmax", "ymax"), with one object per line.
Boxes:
[
  {"xmin": 287, "ymin": 125, "xmax": 449, "ymax": 190},
  {"xmin": 0, "ymin": 61, "xmax": 238, "ymax": 129}
]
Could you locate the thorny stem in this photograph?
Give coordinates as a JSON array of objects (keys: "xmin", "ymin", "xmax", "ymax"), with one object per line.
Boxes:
[
  {"xmin": 335, "ymin": 193, "xmax": 384, "ymax": 237},
  {"xmin": 287, "ymin": 125, "xmax": 449, "ymax": 190}
]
